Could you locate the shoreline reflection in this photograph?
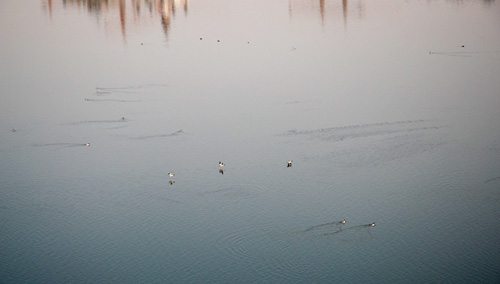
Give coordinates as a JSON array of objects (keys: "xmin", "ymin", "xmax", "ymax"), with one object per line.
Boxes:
[
  {"xmin": 42, "ymin": 0, "xmax": 189, "ymax": 43},
  {"xmin": 288, "ymin": 0, "xmax": 495, "ymax": 29}
]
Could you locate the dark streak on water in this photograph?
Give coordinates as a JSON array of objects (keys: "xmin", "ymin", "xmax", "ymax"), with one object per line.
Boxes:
[
  {"xmin": 64, "ymin": 119, "xmax": 129, "ymax": 125},
  {"xmin": 311, "ymin": 223, "xmax": 376, "ymax": 240},
  {"xmin": 300, "ymin": 219, "xmax": 346, "ymax": 232},
  {"xmin": 282, "ymin": 120, "xmax": 442, "ymax": 141},
  {"xmin": 131, "ymin": 129, "xmax": 184, "ymax": 140},
  {"xmin": 32, "ymin": 143, "xmax": 90, "ymax": 148},
  {"xmin": 484, "ymin": 176, "xmax": 500, "ymax": 184},
  {"xmin": 84, "ymin": 98, "xmax": 141, "ymax": 102}
]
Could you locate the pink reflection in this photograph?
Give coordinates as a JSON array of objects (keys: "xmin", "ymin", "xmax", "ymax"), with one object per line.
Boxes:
[{"xmin": 41, "ymin": 0, "xmax": 188, "ymax": 43}]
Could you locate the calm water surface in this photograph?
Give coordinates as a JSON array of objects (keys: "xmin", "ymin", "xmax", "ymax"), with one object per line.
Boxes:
[{"xmin": 1, "ymin": 0, "xmax": 500, "ymax": 283}]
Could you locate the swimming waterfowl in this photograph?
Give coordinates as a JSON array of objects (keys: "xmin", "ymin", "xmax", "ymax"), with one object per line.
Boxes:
[
  {"xmin": 168, "ymin": 173, "xmax": 175, "ymax": 177},
  {"xmin": 370, "ymin": 222, "xmax": 376, "ymax": 227},
  {"xmin": 219, "ymin": 162, "xmax": 225, "ymax": 167},
  {"xmin": 287, "ymin": 160, "xmax": 292, "ymax": 167},
  {"xmin": 86, "ymin": 143, "xmax": 91, "ymax": 147},
  {"xmin": 341, "ymin": 219, "xmax": 346, "ymax": 224},
  {"xmin": 169, "ymin": 180, "xmax": 175, "ymax": 185},
  {"xmin": 219, "ymin": 169, "xmax": 224, "ymax": 175}
]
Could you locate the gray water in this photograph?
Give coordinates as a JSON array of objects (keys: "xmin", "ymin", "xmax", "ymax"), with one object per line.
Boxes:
[{"xmin": 1, "ymin": 0, "xmax": 500, "ymax": 283}]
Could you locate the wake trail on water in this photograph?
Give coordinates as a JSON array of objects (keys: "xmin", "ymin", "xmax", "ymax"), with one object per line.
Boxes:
[
  {"xmin": 95, "ymin": 84, "xmax": 169, "ymax": 94},
  {"xmin": 65, "ymin": 119, "xmax": 129, "ymax": 126},
  {"xmin": 131, "ymin": 129, "xmax": 184, "ymax": 140},
  {"xmin": 33, "ymin": 143, "xmax": 89, "ymax": 148},
  {"xmin": 312, "ymin": 223, "xmax": 376, "ymax": 239},
  {"xmin": 429, "ymin": 50, "xmax": 500, "ymax": 57},
  {"xmin": 281, "ymin": 120, "xmax": 445, "ymax": 142},
  {"xmin": 484, "ymin": 176, "xmax": 500, "ymax": 184},
  {"xmin": 84, "ymin": 98, "xmax": 141, "ymax": 103},
  {"xmin": 301, "ymin": 220, "xmax": 346, "ymax": 233}
]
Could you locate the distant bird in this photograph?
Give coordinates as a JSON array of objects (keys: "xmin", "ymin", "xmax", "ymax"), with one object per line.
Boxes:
[
  {"xmin": 11, "ymin": 128, "xmax": 16, "ymax": 132},
  {"xmin": 219, "ymin": 169, "xmax": 224, "ymax": 175},
  {"xmin": 287, "ymin": 160, "xmax": 292, "ymax": 167},
  {"xmin": 200, "ymin": 37, "xmax": 203, "ymax": 40},
  {"xmin": 341, "ymin": 219, "xmax": 346, "ymax": 224},
  {"xmin": 168, "ymin": 173, "xmax": 175, "ymax": 177},
  {"xmin": 219, "ymin": 162, "xmax": 225, "ymax": 167},
  {"xmin": 86, "ymin": 143, "xmax": 91, "ymax": 147},
  {"xmin": 169, "ymin": 180, "xmax": 175, "ymax": 185},
  {"xmin": 370, "ymin": 222, "xmax": 376, "ymax": 227}
]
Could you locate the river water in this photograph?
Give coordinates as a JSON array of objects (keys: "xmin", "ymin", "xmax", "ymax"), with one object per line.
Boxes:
[{"xmin": 1, "ymin": 0, "xmax": 500, "ymax": 283}]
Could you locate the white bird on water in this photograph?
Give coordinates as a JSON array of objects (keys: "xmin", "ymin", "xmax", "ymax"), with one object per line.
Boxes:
[
  {"xmin": 219, "ymin": 162, "xmax": 225, "ymax": 167},
  {"xmin": 168, "ymin": 173, "xmax": 175, "ymax": 177},
  {"xmin": 287, "ymin": 160, "xmax": 292, "ymax": 167},
  {"xmin": 86, "ymin": 143, "xmax": 91, "ymax": 147}
]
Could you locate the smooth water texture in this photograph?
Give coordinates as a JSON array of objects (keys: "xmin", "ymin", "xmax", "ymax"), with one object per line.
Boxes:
[{"xmin": 1, "ymin": 0, "xmax": 500, "ymax": 283}]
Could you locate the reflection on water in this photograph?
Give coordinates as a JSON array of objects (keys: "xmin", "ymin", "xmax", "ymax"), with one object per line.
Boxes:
[
  {"xmin": 41, "ymin": 0, "xmax": 498, "ymax": 41},
  {"xmin": 2, "ymin": 0, "xmax": 499, "ymax": 283},
  {"xmin": 288, "ymin": 0, "xmax": 495, "ymax": 29},
  {"xmin": 42, "ymin": 0, "xmax": 188, "ymax": 42},
  {"xmin": 289, "ymin": 0, "xmax": 367, "ymax": 29}
]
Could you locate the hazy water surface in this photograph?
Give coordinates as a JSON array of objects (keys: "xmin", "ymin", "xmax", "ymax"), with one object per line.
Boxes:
[{"xmin": 1, "ymin": 0, "xmax": 500, "ymax": 283}]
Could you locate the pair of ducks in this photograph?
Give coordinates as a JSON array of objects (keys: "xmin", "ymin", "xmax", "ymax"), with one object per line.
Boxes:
[
  {"xmin": 169, "ymin": 161, "xmax": 225, "ymax": 182},
  {"xmin": 168, "ymin": 172, "xmax": 175, "ymax": 185}
]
